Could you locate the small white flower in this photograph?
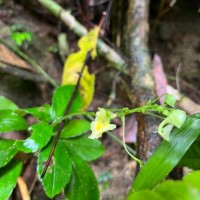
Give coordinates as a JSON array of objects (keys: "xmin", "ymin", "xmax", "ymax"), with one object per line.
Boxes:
[
  {"xmin": 89, "ymin": 108, "xmax": 116, "ymax": 139},
  {"xmin": 158, "ymin": 109, "xmax": 186, "ymax": 141}
]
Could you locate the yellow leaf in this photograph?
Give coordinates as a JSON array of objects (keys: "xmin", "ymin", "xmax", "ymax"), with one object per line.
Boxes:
[
  {"xmin": 62, "ymin": 27, "xmax": 99, "ymax": 110},
  {"xmin": 78, "ymin": 26, "xmax": 99, "ymax": 59}
]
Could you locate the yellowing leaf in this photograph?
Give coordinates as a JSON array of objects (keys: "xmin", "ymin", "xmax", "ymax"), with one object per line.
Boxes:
[
  {"xmin": 62, "ymin": 27, "xmax": 99, "ymax": 110},
  {"xmin": 78, "ymin": 27, "xmax": 99, "ymax": 59}
]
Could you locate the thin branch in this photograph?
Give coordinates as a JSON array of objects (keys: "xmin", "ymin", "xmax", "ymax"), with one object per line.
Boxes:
[
  {"xmin": 41, "ymin": 50, "xmax": 91, "ymax": 178},
  {"xmin": 126, "ymin": 0, "xmax": 161, "ymax": 165},
  {"xmin": 38, "ymin": 0, "xmax": 128, "ymax": 73}
]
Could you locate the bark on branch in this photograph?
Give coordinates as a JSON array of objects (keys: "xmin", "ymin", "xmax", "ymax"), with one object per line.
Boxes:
[{"xmin": 126, "ymin": 0, "xmax": 161, "ymax": 165}]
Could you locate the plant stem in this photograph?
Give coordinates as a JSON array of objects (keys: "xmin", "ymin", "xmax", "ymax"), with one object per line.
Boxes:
[
  {"xmin": 0, "ymin": 39, "xmax": 58, "ymax": 88},
  {"xmin": 41, "ymin": 50, "xmax": 91, "ymax": 178},
  {"xmin": 121, "ymin": 116, "xmax": 142, "ymax": 167}
]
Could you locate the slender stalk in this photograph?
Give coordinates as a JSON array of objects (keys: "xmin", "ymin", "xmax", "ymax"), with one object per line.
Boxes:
[
  {"xmin": 41, "ymin": 51, "xmax": 91, "ymax": 178},
  {"xmin": 121, "ymin": 116, "xmax": 142, "ymax": 167}
]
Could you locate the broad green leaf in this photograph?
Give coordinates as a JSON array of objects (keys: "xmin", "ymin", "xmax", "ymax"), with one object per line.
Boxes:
[
  {"xmin": 65, "ymin": 154, "xmax": 99, "ymax": 200},
  {"xmin": 178, "ymin": 136, "xmax": 200, "ymax": 170},
  {"xmin": 183, "ymin": 171, "xmax": 200, "ymax": 190},
  {"xmin": 37, "ymin": 140, "xmax": 72, "ymax": 198},
  {"xmin": 0, "ymin": 110, "xmax": 28, "ymax": 132},
  {"xmin": 128, "ymin": 114, "xmax": 200, "ymax": 194},
  {"xmin": 15, "ymin": 122, "xmax": 53, "ymax": 153},
  {"xmin": 129, "ymin": 171, "xmax": 200, "ymax": 200},
  {"xmin": 0, "ymin": 96, "xmax": 18, "ymax": 110},
  {"xmin": 62, "ymin": 137, "xmax": 105, "ymax": 161},
  {"xmin": 0, "ymin": 140, "xmax": 18, "ymax": 168},
  {"xmin": 61, "ymin": 119, "xmax": 90, "ymax": 138},
  {"xmin": 155, "ymin": 180, "xmax": 200, "ymax": 200},
  {"xmin": 127, "ymin": 190, "xmax": 164, "ymax": 200},
  {"xmin": 51, "ymin": 85, "xmax": 82, "ymax": 120},
  {"xmin": 25, "ymin": 104, "xmax": 52, "ymax": 122},
  {"xmin": 62, "ymin": 27, "xmax": 99, "ymax": 110},
  {"xmin": 0, "ymin": 161, "xmax": 22, "ymax": 200}
]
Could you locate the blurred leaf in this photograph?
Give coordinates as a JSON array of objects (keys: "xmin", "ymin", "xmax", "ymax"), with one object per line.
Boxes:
[
  {"xmin": 183, "ymin": 171, "xmax": 200, "ymax": 190},
  {"xmin": 0, "ymin": 96, "xmax": 18, "ymax": 111},
  {"xmin": 25, "ymin": 104, "xmax": 52, "ymax": 122},
  {"xmin": 51, "ymin": 85, "xmax": 82, "ymax": 120},
  {"xmin": 62, "ymin": 27, "xmax": 99, "ymax": 110},
  {"xmin": 127, "ymin": 190, "xmax": 164, "ymax": 200},
  {"xmin": 178, "ymin": 136, "xmax": 200, "ymax": 169},
  {"xmin": 37, "ymin": 140, "xmax": 72, "ymax": 198},
  {"xmin": 128, "ymin": 171, "xmax": 200, "ymax": 200},
  {"xmin": 0, "ymin": 110, "xmax": 28, "ymax": 132},
  {"xmin": 65, "ymin": 154, "xmax": 99, "ymax": 200},
  {"xmin": 0, "ymin": 140, "xmax": 18, "ymax": 168},
  {"xmin": 128, "ymin": 114, "xmax": 200, "ymax": 194},
  {"xmin": 155, "ymin": 180, "xmax": 200, "ymax": 200},
  {"xmin": 62, "ymin": 136, "xmax": 105, "ymax": 161},
  {"xmin": 11, "ymin": 31, "xmax": 32, "ymax": 46},
  {"xmin": 15, "ymin": 122, "xmax": 53, "ymax": 153},
  {"xmin": 0, "ymin": 161, "xmax": 22, "ymax": 200},
  {"xmin": 61, "ymin": 119, "xmax": 90, "ymax": 139}
]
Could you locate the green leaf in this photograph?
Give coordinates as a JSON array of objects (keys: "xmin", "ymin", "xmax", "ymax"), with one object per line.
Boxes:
[
  {"xmin": 61, "ymin": 119, "xmax": 90, "ymax": 139},
  {"xmin": 37, "ymin": 140, "xmax": 72, "ymax": 198},
  {"xmin": 0, "ymin": 96, "xmax": 18, "ymax": 110},
  {"xmin": 0, "ymin": 161, "xmax": 22, "ymax": 200},
  {"xmin": 11, "ymin": 31, "xmax": 32, "ymax": 46},
  {"xmin": 183, "ymin": 171, "xmax": 200, "ymax": 190},
  {"xmin": 0, "ymin": 140, "xmax": 18, "ymax": 168},
  {"xmin": 65, "ymin": 154, "xmax": 99, "ymax": 200},
  {"xmin": 128, "ymin": 114, "xmax": 200, "ymax": 194},
  {"xmin": 155, "ymin": 180, "xmax": 200, "ymax": 200},
  {"xmin": 127, "ymin": 190, "xmax": 164, "ymax": 200},
  {"xmin": 51, "ymin": 85, "xmax": 82, "ymax": 119},
  {"xmin": 178, "ymin": 136, "xmax": 200, "ymax": 169},
  {"xmin": 129, "ymin": 171, "xmax": 200, "ymax": 200},
  {"xmin": 25, "ymin": 104, "xmax": 52, "ymax": 122},
  {"xmin": 15, "ymin": 122, "xmax": 53, "ymax": 153},
  {"xmin": 62, "ymin": 137, "xmax": 105, "ymax": 161},
  {"xmin": 163, "ymin": 94, "xmax": 176, "ymax": 107},
  {"xmin": 0, "ymin": 110, "xmax": 28, "ymax": 132}
]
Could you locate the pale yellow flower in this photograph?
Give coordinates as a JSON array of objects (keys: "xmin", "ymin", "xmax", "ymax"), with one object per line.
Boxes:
[{"xmin": 89, "ymin": 108, "xmax": 116, "ymax": 139}]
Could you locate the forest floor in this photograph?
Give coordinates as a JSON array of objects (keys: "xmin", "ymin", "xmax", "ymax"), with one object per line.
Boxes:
[{"xmin": 0, "ymin": 0, "xmax": 200, "ymax": 199}]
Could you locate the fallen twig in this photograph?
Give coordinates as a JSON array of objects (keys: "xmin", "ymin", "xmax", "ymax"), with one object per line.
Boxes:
[{"xmin": 17, "ymin": 177, "xmax": 31, "ymax": 200}]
